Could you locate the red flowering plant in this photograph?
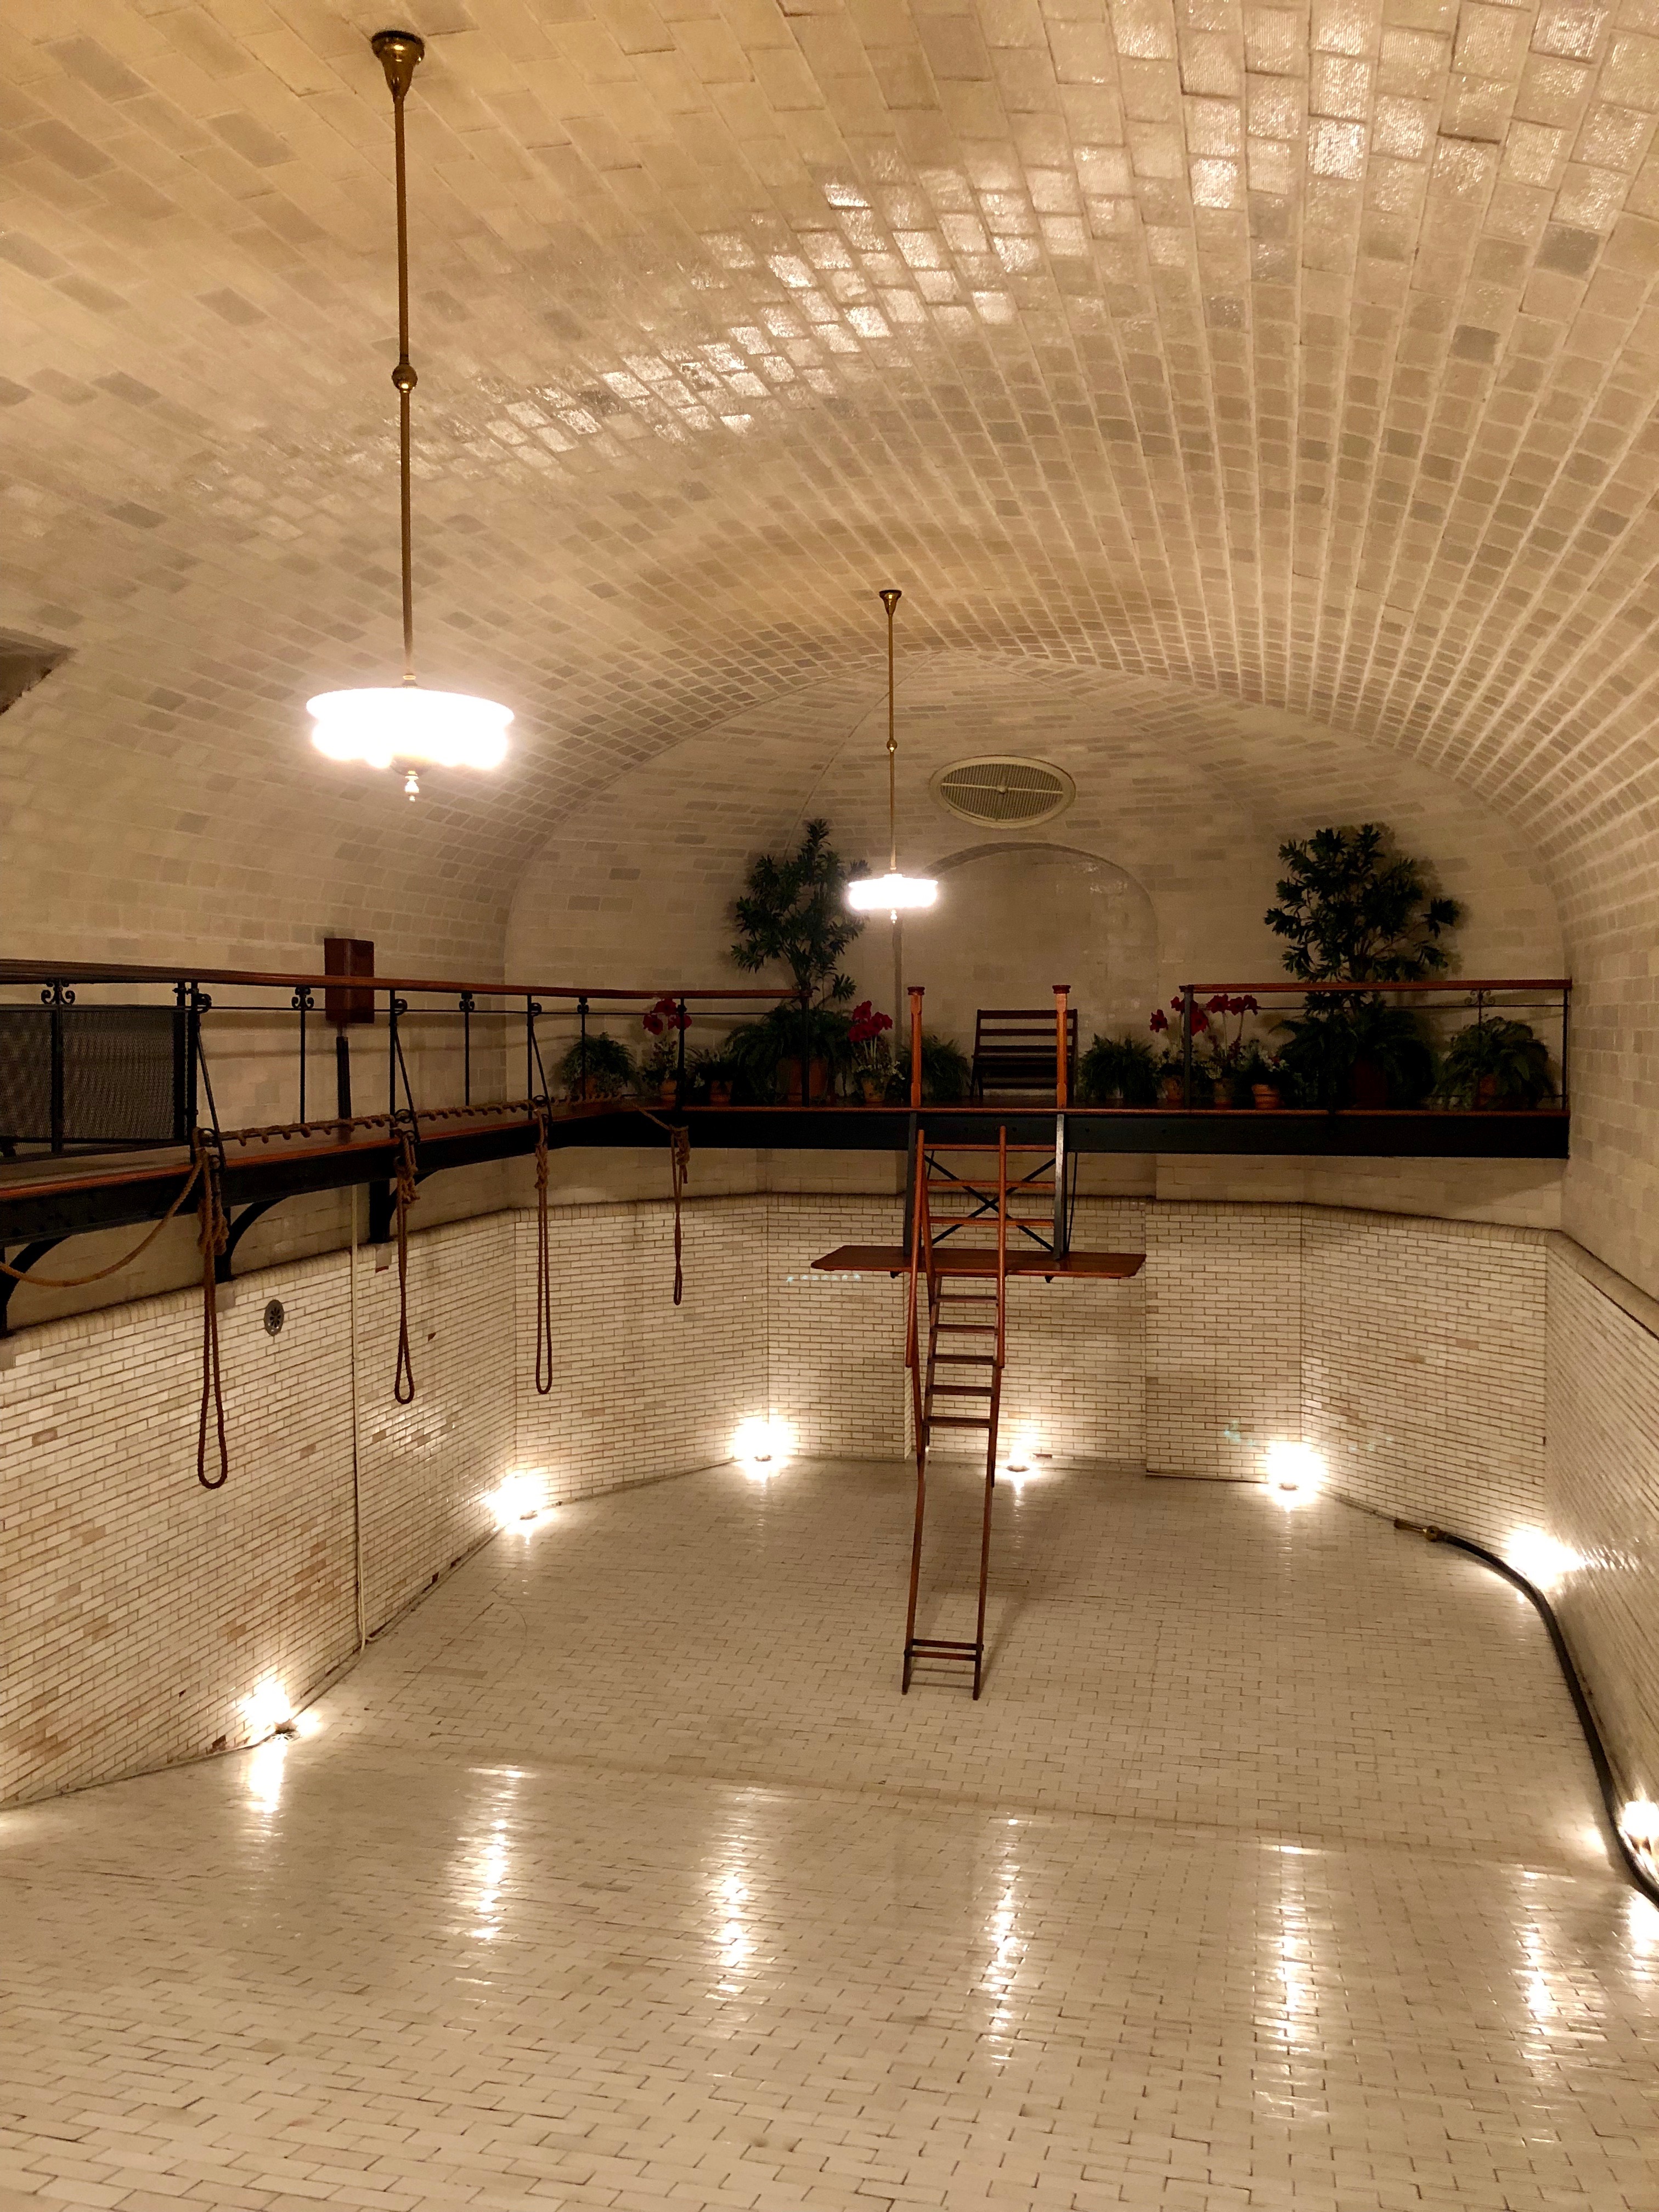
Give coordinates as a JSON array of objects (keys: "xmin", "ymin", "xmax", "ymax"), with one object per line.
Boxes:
[
  {"xmin": 848, "ymin": 1000, "xmax": 894, "ymax": 1100},
  {"xmin": 639, "ymin": 993, "xmax": 691, "ymax": 1090},
  {"xmin": 1148, "ymin": 994, "xmax": 1262, "ymax": 1099}
]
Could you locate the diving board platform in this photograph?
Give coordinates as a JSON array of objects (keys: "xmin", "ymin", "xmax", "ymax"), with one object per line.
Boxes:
[{"xmin": 812, "ymin": 1244, "xmax": 1144, "ymax": 1279}]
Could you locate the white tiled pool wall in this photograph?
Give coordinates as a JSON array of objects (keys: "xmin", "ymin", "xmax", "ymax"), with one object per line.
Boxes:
[{"xmin": 4, "ymin": 1195, "xmax": 1655, "ymax": 1816}]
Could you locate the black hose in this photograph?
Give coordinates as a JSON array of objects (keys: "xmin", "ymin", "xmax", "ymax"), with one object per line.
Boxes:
[{"xmin": 1396, "ymin": 1518, "xmax": 1659, "ymax": 1907}]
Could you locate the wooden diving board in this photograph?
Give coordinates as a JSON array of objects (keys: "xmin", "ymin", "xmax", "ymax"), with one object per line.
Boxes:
[{"xmin": 811, "ymin": 1243, "xmax": 1144, "ymax": 1279}]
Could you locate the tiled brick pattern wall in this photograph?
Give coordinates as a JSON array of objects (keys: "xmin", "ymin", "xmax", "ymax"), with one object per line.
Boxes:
[
  {"xmin": 11, "ymin": 1190, "xmax": 1659, "ymax": 1834},
  {"xmin": 1545, "ymin": 1249, "xmax": 1659, "ymax": 1813},
  {"xmin": 513, "ymin": 1198, "xmax": 768, "ymax": 1500},
  {"xmin": 1143, "ymin": 1204, "xmax": 1303, "ymax": 1479},
  {"xmin": 1304, "ymin": 1214, "xmax": 1549, "ymax": 1545}
]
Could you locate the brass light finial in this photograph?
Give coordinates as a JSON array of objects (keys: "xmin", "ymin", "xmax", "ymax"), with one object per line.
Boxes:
[{"xmin": 372, "ymin": 29, "xmax": 425, "ymax": 101}]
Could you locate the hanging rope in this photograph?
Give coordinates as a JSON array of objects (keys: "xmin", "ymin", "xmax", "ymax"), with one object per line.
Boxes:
[
  {"xmin": 195, "ymin": 1133, "xmax": 229, "ymax": 1491},
  {"xmin": 533, "ymin": 1106, "xmax": 555, "ymax": 1393},
  {"xmin": 0, "ymin": 1158, "xmax": 202, "ymax": 1285},
  {"xmin": 392, "ymin": 1118, "xmax": 419, "ymax": 1404},
  {"xmin": 629, "ymin": 1103, "xmax": 691, "ymax": 1307}
]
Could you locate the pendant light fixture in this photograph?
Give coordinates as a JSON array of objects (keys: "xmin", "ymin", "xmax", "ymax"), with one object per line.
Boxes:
[
  {"xmin": 846, "ymin": 588, "xmax": 938, "ymax": 918},
  {"xmin": 307, "ymin": 30, "xmax": 512, "ymax": 799}
]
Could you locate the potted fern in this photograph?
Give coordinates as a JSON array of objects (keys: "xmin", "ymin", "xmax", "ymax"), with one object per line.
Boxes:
[
  {"xmin": 556, "ymin": 1031, "xmax": 633, "ymax": 1101},
  {"xmin": 1079, "ymin": 1032, "xmax": 1160, "ymax": 1105},
  {"xmin": 1433, "ymin": 1017, "xmax": 1553, "ymax": 1108}
]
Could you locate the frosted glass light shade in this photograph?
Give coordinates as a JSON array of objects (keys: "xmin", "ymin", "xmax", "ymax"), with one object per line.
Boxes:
[
  {"xmin": 308, "ymin": 686, "xmax": 512, "ymax": 773},
  {"xmin": 847, "ymin": 871, "xmax": 938, "ymax": 913}
]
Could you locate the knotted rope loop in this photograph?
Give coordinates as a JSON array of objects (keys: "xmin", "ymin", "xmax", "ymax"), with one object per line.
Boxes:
[
  {"xmin": 194, "ymin": 1130, "xmax": 230, "ymax": 1491},
  {"xmin": 533, "ymin": 1104, "xmax": 555, "ymax": 1395},
  {"xmin": 392, "ymin": 1114, "xmax": 419, "ymax": 1405}
]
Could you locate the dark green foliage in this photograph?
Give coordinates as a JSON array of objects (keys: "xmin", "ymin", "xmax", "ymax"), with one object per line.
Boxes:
[
  {"xmin": 1079, "ymin": 1032, "xmax": 1160, "ymax": 1105},
  {"xmin": 730, "ymin": 817, "xmax": 864, "ymax": 1010},
  {"xmin": 720, "ymin": 1005, "xmax": 855, "ymax": 1103},
  {"xmin": 1274, "ymin": 1000, "xmax": 1435, "ymax": 1109},
  {"xmin": 890, "ymin": 1033, "xmax": 973, "ymax": 1104},
  {"xmin": 555, "ymin": 1032, "xmax": 634, "ymax": 1098},
  {"xmin": 1266, "ymin": 823, "xmax": 1460, "ymax": 981},
  {"xmin": 1432, "ymin": 1017, "xmax": 1553, "ymax": 1108}
]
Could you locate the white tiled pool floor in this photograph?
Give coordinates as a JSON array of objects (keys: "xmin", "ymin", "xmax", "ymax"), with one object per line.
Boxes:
[{"xmin": 2, "ymin": 1459, "xmax": 1656, "ymax": 2210}]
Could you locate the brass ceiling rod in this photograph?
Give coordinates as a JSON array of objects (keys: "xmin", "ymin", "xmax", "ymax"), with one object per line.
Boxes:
[{"xmin": 371, "ymin": 29, "xmax": 426, "ymax": 687}]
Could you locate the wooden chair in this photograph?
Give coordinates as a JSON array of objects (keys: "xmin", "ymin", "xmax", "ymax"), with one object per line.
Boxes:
[{"xmin": 970, "ymin": 1007, "xmax": 1078, "ymax": 1101}]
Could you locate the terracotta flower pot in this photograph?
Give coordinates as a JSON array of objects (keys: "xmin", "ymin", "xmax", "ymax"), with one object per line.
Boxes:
[
  {"xmin": 708, "ymin": 1080, "xmax": 732, "ymax": 1107},
  {"xmin": 1350, "ymin": 1056, "xmax": 1389, "ymax": 1110},
  {"xmin": 1159, "ymin": 1073, "xmax": 1185, "ymax": 1107},
  {"xmin": 785, "ymin": 1057, "xmax": 831, "ymax": 1106},
  {"xmin": 658, "ymin": 1076, "xmax": 678, "ymax": 1104},
  {"xmin": 859, "ymin": 1072, "xmax": 885, "ymax": 1105},
  {"xmin": 1475, "ymin": 1073, "xmax": 1499, "ymax": 1109},
  {"xmin": 1251, "ymin": 1084, "xmax": 1283, "ymax": 1110}
]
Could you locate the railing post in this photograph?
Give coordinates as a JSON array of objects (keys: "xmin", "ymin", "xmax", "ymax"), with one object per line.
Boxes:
[
  {"xmin": 172, "ymin": 979, "xmax": 190, "ymax": 1144},
  {"xmin": 291, "ymin": 986, "xmax": 313, "ymax": 1123},
  {"xmin": 675, "ymin": 997, "xmax": 688, "ymax": 1111},
  {"xmin": 1053, "ymin": 982, "xmax": 1070, "ymax": 1107},
  {"xmin": 43, "ymin": 980, "xmax": 69, "ymax": 1154},
  {"xmin": 908, "ymin": 984, "xmax": 925, "ymax": 1108},
  {"xmin": 459, "ymin": 991, "xmax": 474, "ymax": 1106},
  {"xmin": 1181, "ymin": 984, "xmax": 1194, "ymax": 1109},
  {"xmin": 335, "ymin": 1028, "xmax": 352, "ymax": 1134},
  {"xmin": 1053, "ymin": 1110, "xmax": 1069, "ymax": 1257},
  {"xmin": 185, "ymin": 983, "xmax": 204, "ymax": 1135},
  {"xmin": 799, "ymin": 986, "xmax": 811, "ymax": 1109},
  {"xmin": 388, "ymin": 989, "xmax": 399, "ymax": 1115},
  {"xmin": 578, "ymin": 994, "xmax": 589, "ymax": 1101},
  {"xmin": 527, "ymin": 998, "xmax": 543, "ymax": 1101},
  {"xmin": 1560, "ymin": 983, "xmax": 1570, "ymax": 1111}
]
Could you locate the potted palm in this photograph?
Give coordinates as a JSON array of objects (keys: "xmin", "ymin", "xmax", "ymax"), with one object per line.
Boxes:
[
  {"xmin": 889, "ymin": 1033, "xmax": 972, "ymax": 1103},
  {"xmin": 729, "ymin": 817, "xmax": 864, "ymax": 1104}
]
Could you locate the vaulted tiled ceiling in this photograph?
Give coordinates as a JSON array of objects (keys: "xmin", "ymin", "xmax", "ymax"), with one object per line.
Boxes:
[{"xmin": 6, "ymin": 0, "xmax": 1659, "ymax": 963}]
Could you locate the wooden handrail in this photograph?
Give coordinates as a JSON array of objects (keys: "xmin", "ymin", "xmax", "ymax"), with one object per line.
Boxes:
[
  {"xmin": 0, "ymin": 958, "xmax": 793, "ymax": 1004},
  {"xmin": 1180, "ymin": 977, "xmax": 1570, "ymax": 995}
]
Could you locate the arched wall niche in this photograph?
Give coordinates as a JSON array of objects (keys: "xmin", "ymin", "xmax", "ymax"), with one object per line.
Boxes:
[{"xmin": 895, "ymin": 842, "xmax": 1158, "ymax": 1052}]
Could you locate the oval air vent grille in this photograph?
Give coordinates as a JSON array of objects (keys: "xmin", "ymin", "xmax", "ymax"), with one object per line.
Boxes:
[{"xmin": 932, "ymin": 756, "xmax": 1075, "ymax": 827}]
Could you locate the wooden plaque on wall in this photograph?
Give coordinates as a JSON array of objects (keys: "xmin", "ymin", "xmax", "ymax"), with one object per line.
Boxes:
[{"xmin": 324, "ymin": 937, "xmax": 375, "ymax": 1026}]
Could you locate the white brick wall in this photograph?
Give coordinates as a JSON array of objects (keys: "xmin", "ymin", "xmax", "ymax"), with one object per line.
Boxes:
[{"xmin": 8, "ymin": 1190, "xmax": 1659, "ymax": 1839}]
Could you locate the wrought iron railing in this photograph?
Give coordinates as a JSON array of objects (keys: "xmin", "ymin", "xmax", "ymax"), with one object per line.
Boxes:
[{"xmin": 0, "ymin": 961, "xmax": 797, "ymax": 1159}]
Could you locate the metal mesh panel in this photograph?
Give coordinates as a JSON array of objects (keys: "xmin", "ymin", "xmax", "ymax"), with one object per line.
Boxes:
[
  {"xmin": 934, "ymin": 757, "xmax": 1074, "ymax": 826},
  {"xmin": 0, "ymin": 1006, "xmax": 178, "ymax": 1147}
]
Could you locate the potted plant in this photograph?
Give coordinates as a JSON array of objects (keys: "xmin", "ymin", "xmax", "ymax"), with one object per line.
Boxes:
[
  {"xmin": 687, "ymin": 1045, "xmax": 736, "ymax": 1106},
  {"xmin": 1079, "ymin": 1032, "xmax": 1160, "ymax": 1105},
  {"xmin": 729, "ymin": 817, "xmax": 864, "ymax": 1105},
  {"xmin": 638, "ymin": 994, "xmax": 691, "ymax": 1102},
  {"xmin": 555, "ymin": 1031, "xmax": 634, "ymax": 1101},
  {"xmin": 1263, "ymin": 823, "xmax": 1458, "ymax": 1110},
  {"xmin": 1147, "ymin": 997, "xmax": 1214, "ymax": 1105},
  {"xmin": 889, "ymin": 1032, "xmax": 973, "ymax": 1103},
  {"xmin": 1234, "ymin": 1040, "xmax": 1284, "ymax": 1109},
  {"xmin": 849, "ymin": 1000, "xmax": 894, "ymax": 1103},
  {"xmin": 1432, "ymin": 1016, "xmax": 1553, "ymax": 1108},
  {"xmin": 1199, "ymin": 993, "xmax": 1261, "ymax": 1106}
]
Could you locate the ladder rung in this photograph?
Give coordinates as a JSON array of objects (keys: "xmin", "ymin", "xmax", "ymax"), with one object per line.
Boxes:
[
  {"xmin": 933, "ymin": 1352, "xmax": 995, "ymax": 1364},
  {"xmin": 907, "ymin": 1639, "xmax": 980, "ymax": 1656},
  {"xmin": 938, "ymin": 1150, "xmax": 1053, "ymax": 1167},
  {"xmin": 938, "ymin": 1290, "xmax": 997, "ymax": 1300},
  {"xmin": 929, "ymin": 1384, "xmax": 992, "ymax": 1397},
  {"xmin": 928, "ymin": 1414, "xmax": 992, "ymax": 1429},
  {"xmin": 936, "ymin": 1325, "xmax": 995, "ymax": 1335}
]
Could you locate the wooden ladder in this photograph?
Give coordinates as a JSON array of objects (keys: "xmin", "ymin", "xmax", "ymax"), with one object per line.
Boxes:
[{"xmin": 901, "ymin": 1126, "xmax": 1029, "ymax": 1697}]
